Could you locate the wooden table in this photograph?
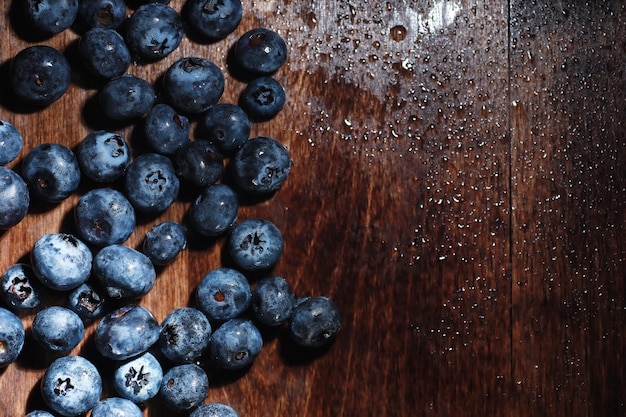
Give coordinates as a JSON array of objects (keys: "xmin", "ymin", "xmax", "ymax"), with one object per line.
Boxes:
[{"xmin": 1, "ymin": 0, "xmax": 625, "ymax": 416}]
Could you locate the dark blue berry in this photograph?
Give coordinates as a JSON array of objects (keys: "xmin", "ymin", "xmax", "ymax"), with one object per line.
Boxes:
[
  {"xmin": 239, "ymin": 76, "xmax": 286, "ymax": 121},
  {"xmin": 188, "ymin": 183, "xmax": 238, "ymax": 237},
  {"xmin": 77, "ymin": 130, "xmax": 131, "ymax": 183},
  {"xmin": 78, "ymin": 28, "xmax": 131, "ymax": 79},
  {"xmin": 26, "ymin": 411, "xmax": 56, "ymax": 417},
  {"xmin": 32, "ymin": 306, "xmax": 85, "ymax": 354},
  {"xmin": 173, "ymin": 140, "xmax": 224, "ymax": 187},
  {"xmin": 208, "ymin": 319, "xmax": 263, "ymax": 370},
  {"xmin": 0, "ymin": 307, "xmax": 25, "ymax": 367},
  {"xmin": 144, "ymin": 103, "xmax": 190, "ymax": 155},
  {"xmin": 40, "ymin": 355, "xmax": 102, "ymax": 416},
  {"xmin": 288, "ymin": 296, "xmax": 341, "ymax": 348},
  {"xmin": 99, "ymin": 74, "xmax": 155, "ymax": 120},
  {"xmin": 163, "ymin": 57, "xmax": 224, "ymax": 114},
  {"xmin": 190, "ymin": 403, "xmax": 240, "ymax": 417},
  {"xmin": 0, "ymin": 166, "xmax": 29, "ymax": 229},
  {"xmin": 1, "ymin": 263, "xmax": 45, "ymax": 310},
  {"xmin": 158, "ymin": 363, "xmax": 209, "ymax": 412},
  {"xmin": 21, "ymin": 143, "xmax": 81, "ymax": 202},
  {"xmin": 68, "ymin": 282, "xmax": 107, "ymax": 320},
  {"xmin": 91, "ymin": 397, "xmax": 144, "ymax": 417},
  {"xmin": 124, "ymin": 3, "xmax": 183, "ymax": 61},
  {"xmin": 31, "ymin": 233, "xmax": 92, "ymax": 291},
  {"xmin": 74, "ymin": 187, "xmax": 136, "ymax": 247},
  {"xmin": 10, "ymin": 45, "xmax": 71, "ymax": 108},
  {"xmin": 113, "ymin": 351, "xmax": 163, "ymax": 403},
  {"xmin": 76, "ymin": 0, "xmax": 126, "ymax": 30},
  {"xmin": 227, "ymin": 218, "xmax": 284, "ymax": 271},
  {"xmin": 251, "ymin": 276, "xmax": 295, "ymax": 327},
  {"xmin": 92, "ymin": 244, "xmax": 156, "ymax": 299},
  {"xmin": 143, "ymin": 221, "xmax": 187, "ymax": 266},
  {"xmin": 123, "ymin": 153, "xmax": 180, "ymax": 213},
  {"xmin": 23, "ymin": 0, "xmax": 78, "ymax": 37},
  {"xmin": 231, "ymin": 136, "xmax": 291, "ymax": 196},
  {"xmin": 94, "ymin": 305, "xmax": 160, "ymax": 360},
  {"xmin": 184, "ymin": 0, "xmax": 242, "ymax": 40},
  {"xmin": 201, "ymin": 103, "xmax": 250, "ymax": 154},
  {"xmin": 196, "ymin": 267, "xmax": 251, "ymax": 322},
  {"xmin": 233, "ymin": 28, "xmax": 288, "ymax": 74},
  {"xmin": 158, "ymin": 307, "xmax": 211, "ymax": 363},
  {"xmin": 0, "ymin": 120, "xmax": 23, "ymax": 165}
]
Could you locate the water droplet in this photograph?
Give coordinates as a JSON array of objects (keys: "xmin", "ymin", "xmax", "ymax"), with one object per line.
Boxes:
[{"xmin": 390, "ymin": 25, "xmax": 407, "ymax": 42}]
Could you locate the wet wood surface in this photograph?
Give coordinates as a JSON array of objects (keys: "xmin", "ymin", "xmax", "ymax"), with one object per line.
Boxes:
[{"xmin": 0, "ymin": 0, "xmax": 624, "ymax": 416}]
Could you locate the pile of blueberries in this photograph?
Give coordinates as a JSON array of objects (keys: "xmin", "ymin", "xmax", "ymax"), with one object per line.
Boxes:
[{"xmin": 0, "ymin": 0, "xmax": 342, "ymax": 416}]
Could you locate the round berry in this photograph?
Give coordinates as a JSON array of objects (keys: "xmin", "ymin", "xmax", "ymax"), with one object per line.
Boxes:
[
  {"xmin": 190, "ymin": 403, "xmax": 240, "ymax": 417},
  {"xmin": 113, "ymin": 351, "xmax": 163, "ymax": 403},
  {"xmin": 76, "ymin": 130, "xmax": 131, "ymax": 183},
  {"xmin": 78, "ymin": 27, "xmax": 131, "ymax": 79},
  {"xmin": 124, "ymin": 3, "xmax": 183, "ymax": 60},
  {"xmin": 201, "ymin": 103, "xmax": 250, "ymax": 154},
  {"xmin": 158, "ymin": 307, "xmax": 211, "ymax": 363},
  {"xmin": 0, "ymin": 307, "xmax": 25, "ymax": 367},
  {"xmin": 99, "ymin": 74, "xmax": 155, "ymax": 120},
  {"xmin": 208, "ymin": 319, "xmax": 263, "ymax": 370},
  {"xmin": 91, "ymin": 397, "xmax": 143, "ymax": 417},
  {"xmin": 196, "ymin": 267, "xmax": 251, "ymax": 322},
  {"xmin": 288, "ymin": 296, "xmax": 342, "ymax": 348},
  {"xmin": 144, "ymin": 103, "xmax": 190, "ymax": 155},
  {"xmin": 68, "ymin": 282, "xmax": 107, "ymax": 320},
  {"xmin": 189, "ymin": 183, "xmax": 238, "ymax": 237},
  {"xmin": 251, "ymin": 276, "xmax": 296, "ymax": 327},
  {"xmin": 233, "ymin": 27, "xmax": 288, "ymax": 74},
  {"xmin": 92, "ymin": 244, "xmax": 156, "ymax": 299},
  {"xmin": 184, "ymin": 0, "xmax": 242, "ymax": 40},
  {"xmin": 123, "ymin": 153, "xmax": 180, "ymax": 214},
  {"xmin": 21, "ymin": 143, "xmax": 81, "ymax": 202},
  {"xmin": 22, "ymin": 0, "xmax": 78, "ymax": 37},
  {"xmin": 1, "ymin": 263, "xmax": 45, "ymax": 310},
  {"xmin": 239, "ymin": 76, "xmax": 286, "ymax": 121},
  {"xmin": 163, "ymin": 57, "xmax": 224, "ymax": 114},
  {"xmin": 0, "ymin": 119, "xmax": 23, "ymax": 165},
  {"xmin": 231, "ymin": 136, "xmax": 291, "ymax": 196},
  {"xmin": 31, "ymin": 233, "xmax": 93, "ymax": 291},
  {"xmin": 76, "ymin": 0, "xmax": 126, "ymax": 30},
  {"xmin": 32, "ymin": 306, "xmax": 85, "ymax": 354},
  {"xmin": 143, "ymin": 221, "xmax": 187, "ymax": 266},
  {"xmin": 227, "ymin": 218, "xmax": 284, "ymax": 271},
  {"xmin": 0, "ymin": 166, "xmax": 29, "ymax": 229},
  {"xmin": 159, "ymin": 363, "xmax": 209, "ymax": 412},
  {"xmin": 173, "ymin": 140, "xmax": 223, "ymax": 187}
]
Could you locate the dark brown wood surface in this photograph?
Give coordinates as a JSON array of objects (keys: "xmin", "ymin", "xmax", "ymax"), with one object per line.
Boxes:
[{"xmin": 0, "ymin": 0, "xmax": 624, "ymax": 416}]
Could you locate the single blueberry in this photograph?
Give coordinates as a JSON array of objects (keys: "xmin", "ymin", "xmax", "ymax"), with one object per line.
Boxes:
[
  {"xmin": 158, "ymin": 307, "xmax": 212, "ymax": 363},
  {"xmin": 99, "ymin": 74, "xmax": 155, "ymax": 120},
  {"xmin": 173, "ymin": 140, "xmax": 224, "ymax": 187},
  {"xmin": 163, "ymin": 57, "xmax": 224, "ymax": 114},
  {"xmin": 76, "ymin": 0, "xmax": 126, "ymax": 30},
  {"xmin": 0, "ymin": 166, "xmax": 29, "ymax": 229},
  {"xmin": 1, "ymin": 263, "xmax": 45, "ymax": 310},
  {"xmin": 92, "ymin": 244, "xmax": 156, "ymax": 299},
  {"xmin": 21, "ymin": 143, "xmax": 81, "ymax": 202},
  {"xmin": 208, "ymin": 319, "xmax": 263, "ymax": 370},
  {"xmin": 188, "ymin": 183, "xmax": 238, "ymax": 237},
  {"xmin": 0, "ymin": 119, "xmax": 23, "ymax": 165},
  {"xmin": 94, "ymin": 305, "xmax": 160, "ymax": 360},
  {"xmin": 233, "ymin": 27, "xmax": 288, "ymax": 74},
  {"xmin": 22, "ymin": 0, "xmax": 78, "ymax": 37},
  {"xmin": 239, "ymin": 76, "xmax": 286, "ymax": 121},
  {"xmin": 68, "ymin": 282, "xmax": 107, "ymax": 320},
  {"xmin": 78, "ymin": 28, "xmax": 131, "ymax": 79},
  {"xmin": 231, "ymin": 136, "xmax": 292, "ymax": 196},
  {"xmin": 40, "ymin": 355, "xmax": 102, "ymax": 417},
  {"xmin": 196, "ymin": 268, "xmax": 251, "ymax": 322},
  {"xmin": 227, "ymin": 218, "xmax": 284, "ymax": 271},
  {"xmin": 201, "ymin": 103, "xmax": 250, "ymax": 154},
  {"xmin": 123, "ymin": 153, "xmax": 180, "ymax": 214},
  {"xmin": 159, "ymin": 363, "xmax": 209, "ymax": 412},
  {"xmin": 288, "ymin": 296, "xmax": 342, "ymax": 348},
  {"xmin": 124, "ymin": 3, "xmax": 183, "ymax": 61},
  {"xmin": 144, "ymin": 103, "xmax": 190, "ymax": 155},
  {"xmin": 190, "ymin": 403, "xmax": 240, "ymax": 417},
  {"xmin": 0, "ymin": 307, "xmax": 25, "ymax": 367},
  {"xmin": 143, "ymin": 221, "xmax": 187, "ymax": 266},
  {"xmin": 113, "ymin": 351, "xmax": 163, "ymax": 403},
  {"xmin": 184, "ymin": 0, "xmax": 242, "ymax": 40},
  {"xmin": 91, "ymin": 397, "xmax": 144, "ymax": 417},
  {"xmin": 77, "ymin": 130, "xmax": 131, "ymax": 183},
  {"xmin": 251, "ymin": 276, "xmax": 296, "ymax": 327},
  {"xmin": 10, "ymin": 45, "xmax": 71, "ymax": 108},
  {"xmin": 26, "ymin": 411, "xmax": 56, "ymax": 417},
  {"xmin": 32, "ymin": 306, "xmax": 85, "ymax": 354},
  {"xmin": 31, "ymin": 233, "xmax": 93, "ymax": 291},
  {"xmin": 74, "ymin": 187, "xmax": 136, "ymax": 247}
]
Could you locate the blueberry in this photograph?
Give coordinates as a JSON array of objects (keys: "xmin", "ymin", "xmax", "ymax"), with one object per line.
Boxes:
[
  {"xmin": 124, "ymin": 3, "xmax": 183, "ymax": 61},
  {"xmin": 231, "ymin": 136, "xmax": 291, "ymax": 196},
  {"xmin": 76, "ymin": 0, "xmax": 126, "ymax": 30},
  {"xmin": 32, "ymin": 306, "xmax": 85, "ymax": 354},
  {"xmin": 68, "ymin": 282, "xmax": 107, "ymax": 320},
  {"xmin": 163, "ymin": 57, "xmax": 224, "ymax": 114},
  {"xmin": 91, "ymin": 397, "xmax": 144, "ymax": 417},
  {"xmin": 144, "ymin": 103, "xmax": 190, "ymax": 155},
  {"xmin": 26, "ymin": 411, "xmax": 56, "ymax": 417},
  {"xmin": 233, "ymin": 28, "xmax": 288, "ymax": 74},
  {"xmin": 188, "ymin": 183, "xmax": 238, "ymax": 237},
  {"xmin": 143, "ymin": 221, "xmax": 187, "ymax": 266},
  {"xmin": 201, "ymin": 103, "xmax": 250, "ymax": 154},
  {"xmin": 40, "ymin": 355, "xmax": 102, "ymax": 417},
  {"xmin": 0, "ymin": 119, "xmax": 23, "ymax": 165},
  {"xmin": 21, "ymin": 143, "xmax": 81, "ymax": 202},
  {"xmin": 0, "ymin": 166, "xmax": 29, "ymax": 229},
  {"xmin": 208, "ymin": 319, "xmax": 263, "ymax": 370},
  {"xmin": 173, "ymin": 140, "xmax": 224, "ymax": 187},
  {"xmin": 113, "ymin": 351, "xmax": 163, "ymax": 403},
  {"xmin": 239, "ymin": 76, "xmax": 286, "ymax": 121},
  {"xmin": 92, "ymin": 244, "xmax": 156, "ymax": 299},
  {"xmin": 1, "ymin": 263, "xmax": 45, "ymax": 310},
  {"xmin": 251, "ymin": 276, "xmax": 296, "ymax": 327},
  {"xmin": 74, "ymin": 187, "xmax": 136, "ymax": 247},
  {"xmin": 190, "ymin": 403, "xmax": 240, "ymax": 417},
  {"xmin": 288, "ymin": 296, "xmax": 341, "ymax": 348},
  {"xmin": 158, "ymin": 363, "xmax": 209, "ymax": 412},
  {"xmin": 31, "ymin": 233, "xmax": 93, "ymax": 291},
  {"xmin": 196, "ymin": 268, "xmax": 251, "ymax": 322},
  {"xmin": 0, "ymin": 307, "xmax": 25, "ymax": 367},
  {"xmin": 77, "ymin": 130, "xmax": 131, "ymax": 183},
  {"xmin": 184, "ymin": 0, "xmax": 243, "ymax": 40},
  {"xmin": 158, "ymin": 307, "xmax": 212, "ymax": 363},
  {"xmin": 123, "ymin": 153, "xmax": 180, "ymax": 213},
  {"xmin": 94, "ymin": 305, "xmax": 160, "ymax": 360},
  {"xmin": 10, "ymin": 45, "xmax": 71, "ymax": 108},
  {"xmin": 227, "ymin": 218, "xmax": 284, "ymax": 271},
  {"xmin": 78, "ymin": 28, "xmax": 131, "ymax": 79},
  {"xmin": 99, "ymin": 74, "xmax": 155, "ymax": 120},
  {"xmin": 22, "ymin": 0, "xmax": 78, "ymax": 37}
]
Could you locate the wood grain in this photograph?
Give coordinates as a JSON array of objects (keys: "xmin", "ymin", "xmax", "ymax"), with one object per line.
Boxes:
[{"xmin": 0, "ymin": 0, "xmax": 624, "ymax": 416}]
